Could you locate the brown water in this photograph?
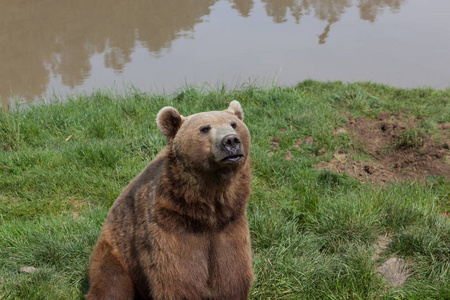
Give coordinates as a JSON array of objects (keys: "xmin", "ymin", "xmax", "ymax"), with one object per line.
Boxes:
[{"xmin": 1, "ymin": 0, "xmax": 450, "ymax": 110}]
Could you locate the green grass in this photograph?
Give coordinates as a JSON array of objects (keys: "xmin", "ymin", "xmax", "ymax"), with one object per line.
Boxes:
[{"xmin": 1, "ymin": 81, "xmax": 449, "ymax": 299}]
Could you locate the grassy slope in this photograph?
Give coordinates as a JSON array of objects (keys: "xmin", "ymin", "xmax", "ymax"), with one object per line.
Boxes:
[{"xmin": 0, "ymin": 81, "xmax": 449, "ymax": 299}]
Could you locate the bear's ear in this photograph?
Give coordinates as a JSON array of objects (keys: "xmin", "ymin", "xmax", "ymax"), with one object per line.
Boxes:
[
  {"xmin": 156, "ymin": 107, "xmax": 184, "ymax": 139},
  {"xmin": 225, "ymin": 100, "xmax": 244, "ymax": 121}
]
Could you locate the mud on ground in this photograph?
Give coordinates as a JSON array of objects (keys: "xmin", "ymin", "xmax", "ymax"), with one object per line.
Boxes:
[{"xmin": 317, "ymin": 112, "xmax": 450, "ymax": 184}]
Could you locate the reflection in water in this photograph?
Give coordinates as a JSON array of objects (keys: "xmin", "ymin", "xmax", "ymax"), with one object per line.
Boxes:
[
  {"xmin": 358, "ymin": 0, "xmax": 404, "ymax": 22},
  {"xmin": 262, "ymin": 0, "xmax": 311, "ymax": 23},
  {"xmin": 1, "ymin": 0, "xmax": 218, "ymax": 108},
  {"xmin": 230, "ymin": 0, "xmax": 255, "ymax": 17},
  {"xmin": 261, "ymin": 0, "xmax": 405, "ymax": 43},
  {"xmin": 1, "ymin": 0, "xmax": 412, "ymax": 109},
  {"xmin": 311, "ymin": 0, "xmax": 351, "ymax": 44}
]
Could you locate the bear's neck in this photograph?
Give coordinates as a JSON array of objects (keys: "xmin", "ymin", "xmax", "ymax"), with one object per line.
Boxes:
[{"xmin": 153, "ymin": 152, "xmax": 251, "ymax": 233}]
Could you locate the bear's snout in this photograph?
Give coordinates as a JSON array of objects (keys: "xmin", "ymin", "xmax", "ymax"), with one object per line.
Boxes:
[
  {"xmin": 217, "ymin": 133, "xmax": 244, "ymax": 164},
  {"xmin": 222, "ymin": 134, "xmax": 241, "ymax": 152}
]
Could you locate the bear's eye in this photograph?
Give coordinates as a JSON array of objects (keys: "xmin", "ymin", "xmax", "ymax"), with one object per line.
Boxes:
[
  {"xmin": 200, "ymin": 125, "xmax": 211, "ymax": 133},
  {"xmin": 230, "ymin": 122, "xmax": 237, "ymax": 129}
]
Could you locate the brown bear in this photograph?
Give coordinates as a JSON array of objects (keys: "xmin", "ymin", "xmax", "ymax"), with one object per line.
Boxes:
[{"xmin": 86, "ymin": 101, "xmax": 253, "ymax": 300}]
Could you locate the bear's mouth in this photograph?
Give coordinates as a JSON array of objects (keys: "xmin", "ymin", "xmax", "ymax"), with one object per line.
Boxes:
[{"xmin": 221, "ymin": 154, "xmax": 244, "ymax": 163}]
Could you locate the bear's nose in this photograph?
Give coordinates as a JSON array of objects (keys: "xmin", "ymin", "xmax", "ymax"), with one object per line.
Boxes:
[{"xmin": 222, "ymin": 134, "xmax": 241, "ymax": 152}]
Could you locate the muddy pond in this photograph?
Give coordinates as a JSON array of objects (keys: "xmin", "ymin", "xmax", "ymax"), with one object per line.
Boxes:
[{"xmin": 1, "ymin": 0, "xmax": 449, "ymax": 109}]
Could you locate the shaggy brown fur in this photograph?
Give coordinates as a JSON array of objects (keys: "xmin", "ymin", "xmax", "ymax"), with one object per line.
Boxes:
[{"xmin": 86, "ymin": 101, "xmax": 253, "ymax": 300}]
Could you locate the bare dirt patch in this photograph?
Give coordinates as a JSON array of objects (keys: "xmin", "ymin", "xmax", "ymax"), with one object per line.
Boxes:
[
  {"xmin": 317, "ymin": 112, "xmax": 450, "ymax": 184},
  {"xmin": 377, "ymin": 257, "xmax": 411, "ymax": 287},
  {"xmin": 372, "ymin": 236, "xmax": 412, "ymax": 288}
]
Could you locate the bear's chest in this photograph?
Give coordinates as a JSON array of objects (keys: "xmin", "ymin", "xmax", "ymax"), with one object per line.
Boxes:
[{"xmin": 144, "ymin": 217, "xmax": 250, "ymax": 298}]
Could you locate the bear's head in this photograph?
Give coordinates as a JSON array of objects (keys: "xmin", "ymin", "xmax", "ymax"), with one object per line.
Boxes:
[{"xmin": 156, "ymin": 101, "xmax": 250, "ymax": 172}]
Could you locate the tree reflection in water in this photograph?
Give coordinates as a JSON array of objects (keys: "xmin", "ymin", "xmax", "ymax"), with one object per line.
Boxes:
[{"xmin": 1, "ymin": 0, "xmax": 407, "ymax": 109}]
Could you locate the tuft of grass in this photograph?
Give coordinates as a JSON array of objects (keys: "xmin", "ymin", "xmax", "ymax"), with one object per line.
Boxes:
[
  {"xmin": 0, "ymin": 81, "xmax": 449, "ymax": 299},
  {"xmin": 397, "ymin": 128, "xmax": 426, "ymax": 149}
]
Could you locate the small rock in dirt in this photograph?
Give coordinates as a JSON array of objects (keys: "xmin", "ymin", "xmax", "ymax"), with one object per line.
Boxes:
[
  {"xmin": 377, "ymin": 257, "xmax": 411, "ymax": 287},
  {"xmin": 443, "ymin": 141, "xmax": 450, "ymax": 150},
  {"xmin": 20, "ymin": 266, "xmax": 38, "ymax": 273}
]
